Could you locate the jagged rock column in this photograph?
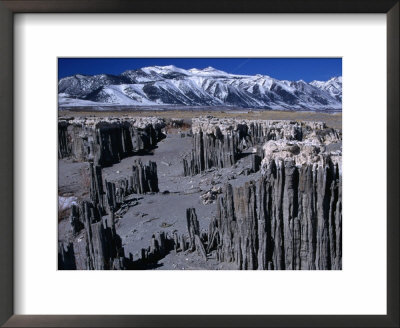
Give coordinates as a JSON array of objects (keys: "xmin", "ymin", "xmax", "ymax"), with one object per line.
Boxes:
[
  {"xmin": 58, "ymin": 117, "xmax": 166, "ymax": 166},
  {"xmin": 183, "ymin": 117, "xmax": 341, "ymax": 176},
  {"xmin": 209, "ymin": 156, "xmax": 342, "ymax": 270}
]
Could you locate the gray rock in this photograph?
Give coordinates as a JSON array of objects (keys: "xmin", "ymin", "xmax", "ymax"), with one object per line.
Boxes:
[
  {"xmin": 58, "ymin": 242, "xmax": 76, "ymax": 270},
  {"xmin": 208, "ymin": 158, "xmax": 342, "ymax": 270},
  {"xmin": 105, "ymin": 159, "xmax": 159, "ymax": 212},
  {"xmin": 183, "ymin": 116, "xmax": 341, "ymax": 176},
  {"xmin": 58, "ymin": 117, "xmax": 166, "ymax": 167}
]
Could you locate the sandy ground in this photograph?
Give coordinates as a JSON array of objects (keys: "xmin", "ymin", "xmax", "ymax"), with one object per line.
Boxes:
[{"xmin": 58, "ymin": 129, "xmax": 260, "ymax": 269}]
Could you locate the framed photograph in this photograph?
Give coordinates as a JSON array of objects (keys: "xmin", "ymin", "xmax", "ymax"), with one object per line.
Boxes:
[{"xmin": 1, "ymin": 0, "xmax": 398, "ymax": 327}]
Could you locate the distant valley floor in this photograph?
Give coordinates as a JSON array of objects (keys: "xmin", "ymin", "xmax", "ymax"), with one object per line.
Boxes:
[{"xmin": 59, "ymin": 108, "xmax": 342, "ymax": 130}]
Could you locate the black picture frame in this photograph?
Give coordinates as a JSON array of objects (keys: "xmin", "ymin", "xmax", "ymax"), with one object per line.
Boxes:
[{"xmin": 0, "ymin": 1, "xmax": 398, "ymax": 327}]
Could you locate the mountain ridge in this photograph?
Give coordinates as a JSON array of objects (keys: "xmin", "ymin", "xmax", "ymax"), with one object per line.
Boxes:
[{"xmin": 59, "ymin": 65, "xmax": 342, "ymax": 111}]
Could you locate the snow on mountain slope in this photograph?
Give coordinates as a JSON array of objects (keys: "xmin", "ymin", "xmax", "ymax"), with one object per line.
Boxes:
[
  {"xmin": 310, "ymin": 76, "xmax": 342, "ymax": 101},
  {"xmin": 58, "ymin": 93, "xmax": 108, "ymax": 107},
  {"xmin": 59, "ymin": 66, "xmax": 342, "ymax": 110},
  {"xmin": 141, "ymin": 65, "xmax": 190, "ymax": 77}
]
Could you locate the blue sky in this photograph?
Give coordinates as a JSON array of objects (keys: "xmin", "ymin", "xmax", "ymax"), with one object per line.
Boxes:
[{"xmin": 58, "ymin": 58, "xmax": 341, "ymax": 82}]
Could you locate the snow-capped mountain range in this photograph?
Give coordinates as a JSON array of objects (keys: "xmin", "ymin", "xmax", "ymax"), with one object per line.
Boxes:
[{"xmin": 58, "ymin": 65, "xmax": 342, "ymax": 111}]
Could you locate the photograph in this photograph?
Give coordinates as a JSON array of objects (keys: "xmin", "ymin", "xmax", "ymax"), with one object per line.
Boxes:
[{"xmin": 58, "ymin": 57, "xmax": 342, "ymax": 270}]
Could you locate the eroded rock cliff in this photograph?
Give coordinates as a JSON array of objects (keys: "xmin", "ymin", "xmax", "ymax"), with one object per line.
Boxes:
[
  {"xmin": 183, "ymin": 116, "xmax": 341, "ymax": 176},
  {"xmin": 58, "ymin": 117, "xmax": 165, "ymax": 166},
  {"xmin": 207, "ymin": 130, "xmax": 342, "ymax": 270}
]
